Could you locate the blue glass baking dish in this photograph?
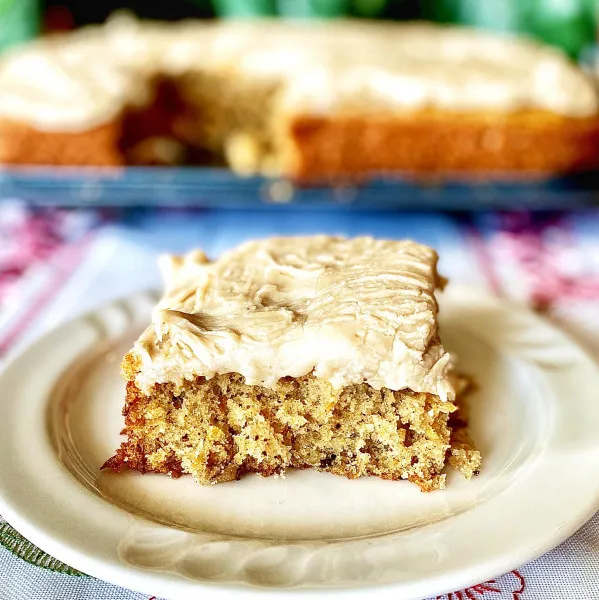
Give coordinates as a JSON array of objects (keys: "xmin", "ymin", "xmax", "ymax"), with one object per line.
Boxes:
[{"xmin": 1, "ymin": 165, "xmax": 599, "ymax": 209}]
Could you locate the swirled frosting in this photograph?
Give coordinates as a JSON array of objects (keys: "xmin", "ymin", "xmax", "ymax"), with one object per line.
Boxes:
[
  {"xmin": 130, "ymin": 236, "xmax": 455, "ymax": 401},
  {"xmin": 0, "ymin": 15, "xmax": 597, "ymax": 131}
]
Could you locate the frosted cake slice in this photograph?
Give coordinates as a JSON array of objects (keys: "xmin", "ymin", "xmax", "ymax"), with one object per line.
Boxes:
[{"xmin": 103, "ymin": 236, "xmax": 480, "ymax": 491}]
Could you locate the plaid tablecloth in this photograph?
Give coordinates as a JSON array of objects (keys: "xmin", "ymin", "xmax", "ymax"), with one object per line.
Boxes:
[{"xmin": 1, "ymin": 202, "xmax": 599, "ymax": 600}]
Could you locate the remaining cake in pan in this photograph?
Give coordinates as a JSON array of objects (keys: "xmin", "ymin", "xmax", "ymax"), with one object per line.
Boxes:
[
  {"xmin": 103, "ymin": 236, "xmax": 481, "ymax": 491},
  {"xmin": 1, "ymin": 16, "xmax": 598, "ymax": 179}
]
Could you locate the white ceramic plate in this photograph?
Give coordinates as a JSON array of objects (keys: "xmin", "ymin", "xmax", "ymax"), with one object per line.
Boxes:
[{"xmin": 1, "ymin": 286, "xmax": 599, "ymax": 600}]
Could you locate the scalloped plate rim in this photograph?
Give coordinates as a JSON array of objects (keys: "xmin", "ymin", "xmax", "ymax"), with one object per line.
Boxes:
[{"xmin": 0, "ymin": 286, "xmax": 598, "ymax": 600}]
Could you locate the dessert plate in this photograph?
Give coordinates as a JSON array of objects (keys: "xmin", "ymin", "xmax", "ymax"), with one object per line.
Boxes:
[{"xmin": 0, "ymin": 285, "xmax": 599, "ymax": 600}]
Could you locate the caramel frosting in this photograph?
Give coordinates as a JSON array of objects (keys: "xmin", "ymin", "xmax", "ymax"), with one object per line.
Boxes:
[
  {"xmin": 0, "ymin": 19, "xmax": 155, "ymax": 130},
  {"xmin": 130, "ymin": 236, "xmax": 455, "ymax": 401},
  {"xmin": 0, "ymin": 15, "xmax": 597, "ymax": 131}
]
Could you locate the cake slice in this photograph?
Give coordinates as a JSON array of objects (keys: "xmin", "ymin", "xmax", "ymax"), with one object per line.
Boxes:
[{"xmin": 103, "ymin": 236, "xmax": 480, "ymax": 491}]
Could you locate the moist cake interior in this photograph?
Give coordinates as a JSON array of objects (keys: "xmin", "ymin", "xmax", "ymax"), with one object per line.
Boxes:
[
  {"xmin": 103, "ymin": 373, "xmax": 480, "ymax": 492},
  {"xmin": 121, "ymin": 71, "xmax": 285, "ymax": 172}
]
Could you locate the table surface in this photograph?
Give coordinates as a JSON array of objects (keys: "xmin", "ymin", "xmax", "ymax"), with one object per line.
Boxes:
[{"xmin": 1, "ymin": 203, "xmax": 599, "ymax": 600}]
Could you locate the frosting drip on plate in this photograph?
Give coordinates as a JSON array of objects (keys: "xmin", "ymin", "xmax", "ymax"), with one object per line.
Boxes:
[{"xmin": 131, "ymin": 236, "xmax": 455, "ymax": 401}]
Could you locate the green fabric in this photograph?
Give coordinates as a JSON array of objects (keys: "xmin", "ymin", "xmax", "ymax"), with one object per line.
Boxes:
[
  {"xmin": 0, "ymin": 0, "xmax": 38, "ymax": 52},
  {"xmin": 214, "ymin": 0, "xmax": 385, "ymax": 17},
  {"xmin": 424, "ymin": 0, "xmax": 596, "ymax": 57},
  {"xmin": 212, "ymin": 0, "xmax": 276, "ymax": 17},
  {"xmin": 210, "ymin": 0, "xmax": 596, "ymax": 57},
  {"xmin": 352, "ymin": 0, "xmax": 390, "ymax": 17},
  {"xmin": 0, "ymin": 522, "xmax": 86, "ymax": 577},
  {"xmin": 522, "ymin": 0, "xmax": 596, "ymax": 58},
  {"xmin": 277, "ymin": 0, "xmax": 350, "ymax": 18}
]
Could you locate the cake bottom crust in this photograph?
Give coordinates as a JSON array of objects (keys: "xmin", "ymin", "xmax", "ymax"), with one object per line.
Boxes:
[{"xmin": 103, "ymin": 373, "xmax": 480, "ymax": 492}]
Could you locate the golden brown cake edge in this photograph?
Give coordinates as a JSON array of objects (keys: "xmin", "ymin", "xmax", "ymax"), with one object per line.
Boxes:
[{"xmin": 283, "ymin": 110, "xmax": 599, "ymax": 181}]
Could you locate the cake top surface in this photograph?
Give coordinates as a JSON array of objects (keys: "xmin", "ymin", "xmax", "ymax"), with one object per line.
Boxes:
[
  {"xmin": 130, "ymin": 236, "xmax": 454, "ymax": 400},
  {"xmin": 0, "ymin": 15, "xmax": 597, "ymax": 130}
]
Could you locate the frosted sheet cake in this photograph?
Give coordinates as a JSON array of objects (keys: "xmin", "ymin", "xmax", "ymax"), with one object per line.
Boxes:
[
  {"xmin": 103, "ymin": 236, "xmax": 481, "ymax": 491},
  {"xmin": 1, "ymin": 16, "xmax": 598, "ymax": 178}
]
